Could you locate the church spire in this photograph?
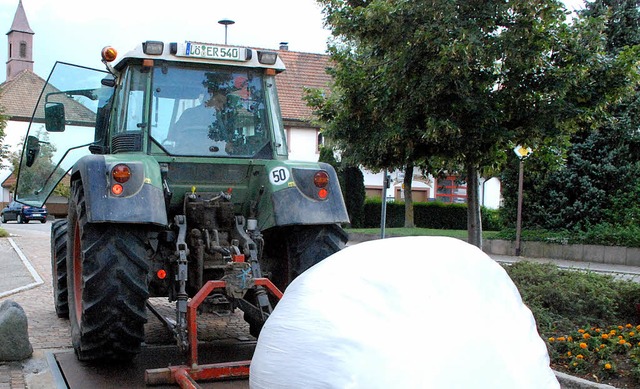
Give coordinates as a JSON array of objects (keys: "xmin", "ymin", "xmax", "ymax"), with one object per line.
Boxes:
[{"xmin": 6, "ymin": 0, "xmax": 35, "ymax": 80}]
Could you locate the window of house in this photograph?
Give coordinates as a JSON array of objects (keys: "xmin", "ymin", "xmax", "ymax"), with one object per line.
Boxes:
[
  {"xmin": 19, "ymin": 42, "xmax": 26, "ymax": 58},
  {"xmin": 317, "ymin": 131, "xmax": 324, "ymax": 153},
  {"xmin": 436, "ymin": 176, "xmax": 467, "ymax": 204}
]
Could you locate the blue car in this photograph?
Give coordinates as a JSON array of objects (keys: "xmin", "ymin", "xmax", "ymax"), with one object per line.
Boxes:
[{"xmin": 1, "ymin": 201, "xmax": 48, "ymax": 223}]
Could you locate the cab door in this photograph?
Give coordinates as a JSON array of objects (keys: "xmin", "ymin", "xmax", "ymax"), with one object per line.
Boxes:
[{"xmin": 14, "ymin": 62, "xmax": 113, "ymax": 207}]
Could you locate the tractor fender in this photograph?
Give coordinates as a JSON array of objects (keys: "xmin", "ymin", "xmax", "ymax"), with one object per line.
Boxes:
[
  {"xmin": 261, "ymin": 161, "xmax": 349, "ymax": 228},
  {"xmin": 71, "ymin": 154, "xmax": 168, "ymax": 226}
]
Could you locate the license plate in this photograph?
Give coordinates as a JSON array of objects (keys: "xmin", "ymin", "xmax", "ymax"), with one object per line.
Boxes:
[
  {"xmin": 31, "ymin": 214, "xmax": 41, "ymax": 217},
  {"xmin": 182, "ymin": 42, "xmax": 246, "ymax": 61}
]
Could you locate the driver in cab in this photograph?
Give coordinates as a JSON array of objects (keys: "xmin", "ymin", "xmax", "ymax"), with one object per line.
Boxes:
[{"xmin": 171, "ymin": 91, "xmax": 228, "ymax": 154}]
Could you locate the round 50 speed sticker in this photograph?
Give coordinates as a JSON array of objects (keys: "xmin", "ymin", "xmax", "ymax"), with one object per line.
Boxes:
[{"xmin": 269, "ymin": 166, "xmax": 290, "ymax": 185}]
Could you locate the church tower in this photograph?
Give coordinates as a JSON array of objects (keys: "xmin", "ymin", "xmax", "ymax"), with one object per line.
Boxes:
[{"xmin": 6, "ymin": 0, "xmax": 34, "ymax": 80}]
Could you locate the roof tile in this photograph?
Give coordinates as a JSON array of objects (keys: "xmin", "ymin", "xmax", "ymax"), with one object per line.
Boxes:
[{"xmin": 276, "ymin": 50, "xmax": 332, "ymax": 124}]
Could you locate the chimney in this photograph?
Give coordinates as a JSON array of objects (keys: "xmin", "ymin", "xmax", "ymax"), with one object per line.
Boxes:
[{"xmin": 279, "ymin": 42, "xmax": 289, "ymax": 51}]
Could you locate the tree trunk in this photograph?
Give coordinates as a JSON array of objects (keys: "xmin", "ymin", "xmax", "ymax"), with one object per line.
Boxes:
[
  {"xmin": 466, "ymin": 163, "xmax": 483, "ymax": 249},
  {"xmin": 403, "ymin": 163, "xmax": 415, "ymax": 228}
]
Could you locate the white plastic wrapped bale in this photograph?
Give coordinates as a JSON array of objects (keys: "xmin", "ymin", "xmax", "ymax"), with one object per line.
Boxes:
[{"xmin": 250, "ymin": 236, "xmax": 559, "ymax": 389}]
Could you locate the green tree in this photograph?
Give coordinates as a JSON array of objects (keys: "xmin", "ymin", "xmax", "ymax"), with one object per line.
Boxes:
[
  {"xmin": 501, "ymin": 0, "xmax": 640, "ymax": 232},
  {"xmin": 10, "ymin": 131, "xmax": 66, "ymax": 199},
  {"xmin": 313, "ymin": 0, "xmax": 632, "ymax": 248}
]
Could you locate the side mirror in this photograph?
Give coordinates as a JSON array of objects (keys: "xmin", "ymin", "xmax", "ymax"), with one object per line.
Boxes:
[
  {"xmin": 45, "ymin": 102, "xmax": 66, "ymax": 132},
  {"xmin": 25, "ymin": 135, "xmax": 41, "ymax": 167}
]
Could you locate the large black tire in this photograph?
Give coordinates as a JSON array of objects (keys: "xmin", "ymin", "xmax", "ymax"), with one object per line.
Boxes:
[
  {"xmin": 51, "ymin": 219, "xmax": 69, "ymax": 319},
  {"xmin": 67, "ymin": 181, "xmax": 150, "ymax": 361},
  {"xmin": 246, "ymin": 224, "xmax": 347, "ymax": 337},
  {"xmin": 262, "ymin": 224, "xmax": 348, "ymax": 291}
]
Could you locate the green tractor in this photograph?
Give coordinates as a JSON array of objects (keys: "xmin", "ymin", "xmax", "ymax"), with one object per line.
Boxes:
[{"xmin": 15, "ymin": 40, "xmax": 349, "ymax": 361}]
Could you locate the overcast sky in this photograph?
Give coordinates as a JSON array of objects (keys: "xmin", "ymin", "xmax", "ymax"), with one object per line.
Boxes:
[
  {"xmin": 0, "ymin": 0, "xmax": 586, "ymax": 82},
  {"xmin": 0, "ymin": 0, "xmax": 333, "ymax": 81}
]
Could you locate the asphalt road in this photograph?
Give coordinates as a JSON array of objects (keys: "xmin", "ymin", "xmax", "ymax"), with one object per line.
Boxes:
[{"xmin": 1, "ymin": 218, "xmax": 52, "ymax": 235}]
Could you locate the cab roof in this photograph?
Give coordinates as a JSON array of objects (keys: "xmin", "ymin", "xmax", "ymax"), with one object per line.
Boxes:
[{"xmin": 109, "ymin": 40, "xmax": 286, "ymax": 73}]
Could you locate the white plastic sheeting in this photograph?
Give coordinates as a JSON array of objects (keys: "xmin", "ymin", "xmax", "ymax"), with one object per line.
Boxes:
[{"xmin": 250, "ymin": 236, "xmax": 559, "ymax": 389}]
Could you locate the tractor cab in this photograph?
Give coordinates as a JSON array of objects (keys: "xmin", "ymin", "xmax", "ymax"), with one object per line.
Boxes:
[{"xmin": 15, "ymin": 41, "xmax": 288, "ymax": 207}]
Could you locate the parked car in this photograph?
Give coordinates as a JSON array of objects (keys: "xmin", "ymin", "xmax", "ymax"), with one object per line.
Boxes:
[{"xmin": 1, "ymin": 201, "xmax": 47, "ymax": 223}]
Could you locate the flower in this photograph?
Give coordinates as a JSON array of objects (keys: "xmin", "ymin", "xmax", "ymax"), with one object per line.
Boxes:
[
  {"xmin": 583, "ymin": 333, "xmax": 591, "ymax": 339},
  {"xmin": 548, "ymin": 337, "xmax": 555, "ymax": 342},
  {"xmin": 580, "ymin": 342, "xmax": 588, "ymax": 349},
  {"xmin": 577, "ymin": 354, "xmax": 584, "ymax": 359},
  {"xmin": 600, "ymin": 344, "xmax": 606, "ymax": 349},
  {"xmin": 605, "ymin": 363, "xmax": 612, "ymax": 370},
  {"xmin": 602, "ymin": 334, "xmax": 609, "ymax": 340},
  {"xmin": 626, "ymin": 324, "xmax": 632, "ymax": 329},
  {"xmin": 619, "ymin": 339, "xmax": 626, "ymax": 345},
  {"xmin": 578, "ymin": 329, "xmax": 585, "ymax": 334},
  {"xmin": 567, "ymin": 351, "xmax": 572, "ymax": 356},
  {"xmin": 558, "ymin": 337, "xmax": 566, "ymax": 342}
]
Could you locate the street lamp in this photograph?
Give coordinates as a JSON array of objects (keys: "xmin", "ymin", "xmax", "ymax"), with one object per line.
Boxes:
[
  {"xmin": 514, "ymin": 145, "xmax": 532, "ymax": 256},
  {"xmin": 218, "ymin": 19, "xmax": 235, "ymax": 45}
]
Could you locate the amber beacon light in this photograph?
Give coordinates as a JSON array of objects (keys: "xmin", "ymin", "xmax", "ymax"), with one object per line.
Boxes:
[{"xmin": 101, "ymin": 46, "xmax": 118, "ymax": 62}]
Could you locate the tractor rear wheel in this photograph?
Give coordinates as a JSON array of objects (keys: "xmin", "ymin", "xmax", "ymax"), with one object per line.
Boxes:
[
  {"xmin": 263, "ymin": 224, "xmax": 348, "ymax": 291},
  {"xmin": 67, "ymin": 181, "xmax": 150, "ymax": 361},
  {"xmin": 245, "ymin": 224, "xmax": 347, "ymax": 337},
  {"xmin": 284, "ymin": 224, "xmax": 348, "ymax": 283},
  {"xmin": 51, "ymin": 219, "xmax": 69, "ymax": 319}
]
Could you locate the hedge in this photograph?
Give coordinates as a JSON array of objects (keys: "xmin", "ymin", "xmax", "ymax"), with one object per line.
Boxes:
[{"xmin": 362, "ymin": 199, "xmax": 501, "ymax": 231}]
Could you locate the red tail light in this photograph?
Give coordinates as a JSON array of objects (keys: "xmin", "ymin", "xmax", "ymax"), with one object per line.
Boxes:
[
  {"xmin": 112, "ymin": 164, "xmax": 131, "ymax": 183},
  {"xmin": 313, "ymin": 171, "xmax": 329, "ymax": 188}
]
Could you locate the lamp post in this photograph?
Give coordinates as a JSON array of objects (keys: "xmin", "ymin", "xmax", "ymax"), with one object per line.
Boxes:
[
  {"xmin": 514, "ymin": 145, "xmax": 532, "ymax": 256},
  {"xmin": 218, "ymin": 19, "xmax": 235, "ymax": 45}
]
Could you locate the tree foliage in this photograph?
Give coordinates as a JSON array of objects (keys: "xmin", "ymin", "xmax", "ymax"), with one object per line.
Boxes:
[
  {"xmin": 311, "ymin": 0, "xmax": 637, "ymax": 247},
  {"xmin": 501, "ymin": 0, "xmax": 640, "ymax": 232}
]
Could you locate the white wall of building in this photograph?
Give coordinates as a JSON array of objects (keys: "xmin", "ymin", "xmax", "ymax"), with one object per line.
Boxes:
[
  {"xmin": 287, "ymin": 126, "xmax": 319, "ymax": 162},
  {"xmin": 480, "ymin": 177, "xmax": 502, "ymax": 209}
]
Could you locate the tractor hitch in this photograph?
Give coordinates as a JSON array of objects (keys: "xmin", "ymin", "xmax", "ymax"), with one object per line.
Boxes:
[{"xmin": 144, "ymin": 278, "xmax": 283, "ymax": 388}]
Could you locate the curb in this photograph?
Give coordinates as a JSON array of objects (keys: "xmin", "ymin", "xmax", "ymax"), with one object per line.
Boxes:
[
  {"xmin": 0, "ymin": 238, "xmax": 44, "ymax": 299},
  {"xmin": 555, "ymin": 371, "xmax": 617, "ymax": 389}
]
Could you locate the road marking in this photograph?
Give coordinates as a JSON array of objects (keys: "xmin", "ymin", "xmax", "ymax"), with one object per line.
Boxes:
[{"xmin": 0, "ymin": 238, "xmax": 44, "ymax": 298}]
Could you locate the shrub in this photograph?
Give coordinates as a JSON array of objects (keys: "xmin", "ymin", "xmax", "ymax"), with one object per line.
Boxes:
[
  {"xmin": 504, "ymin": 261, "xmax": 640, "ymax": 334},
  {"xmin": 362, "ymin": 199, "xmax": 502, "ymax": 231}
]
